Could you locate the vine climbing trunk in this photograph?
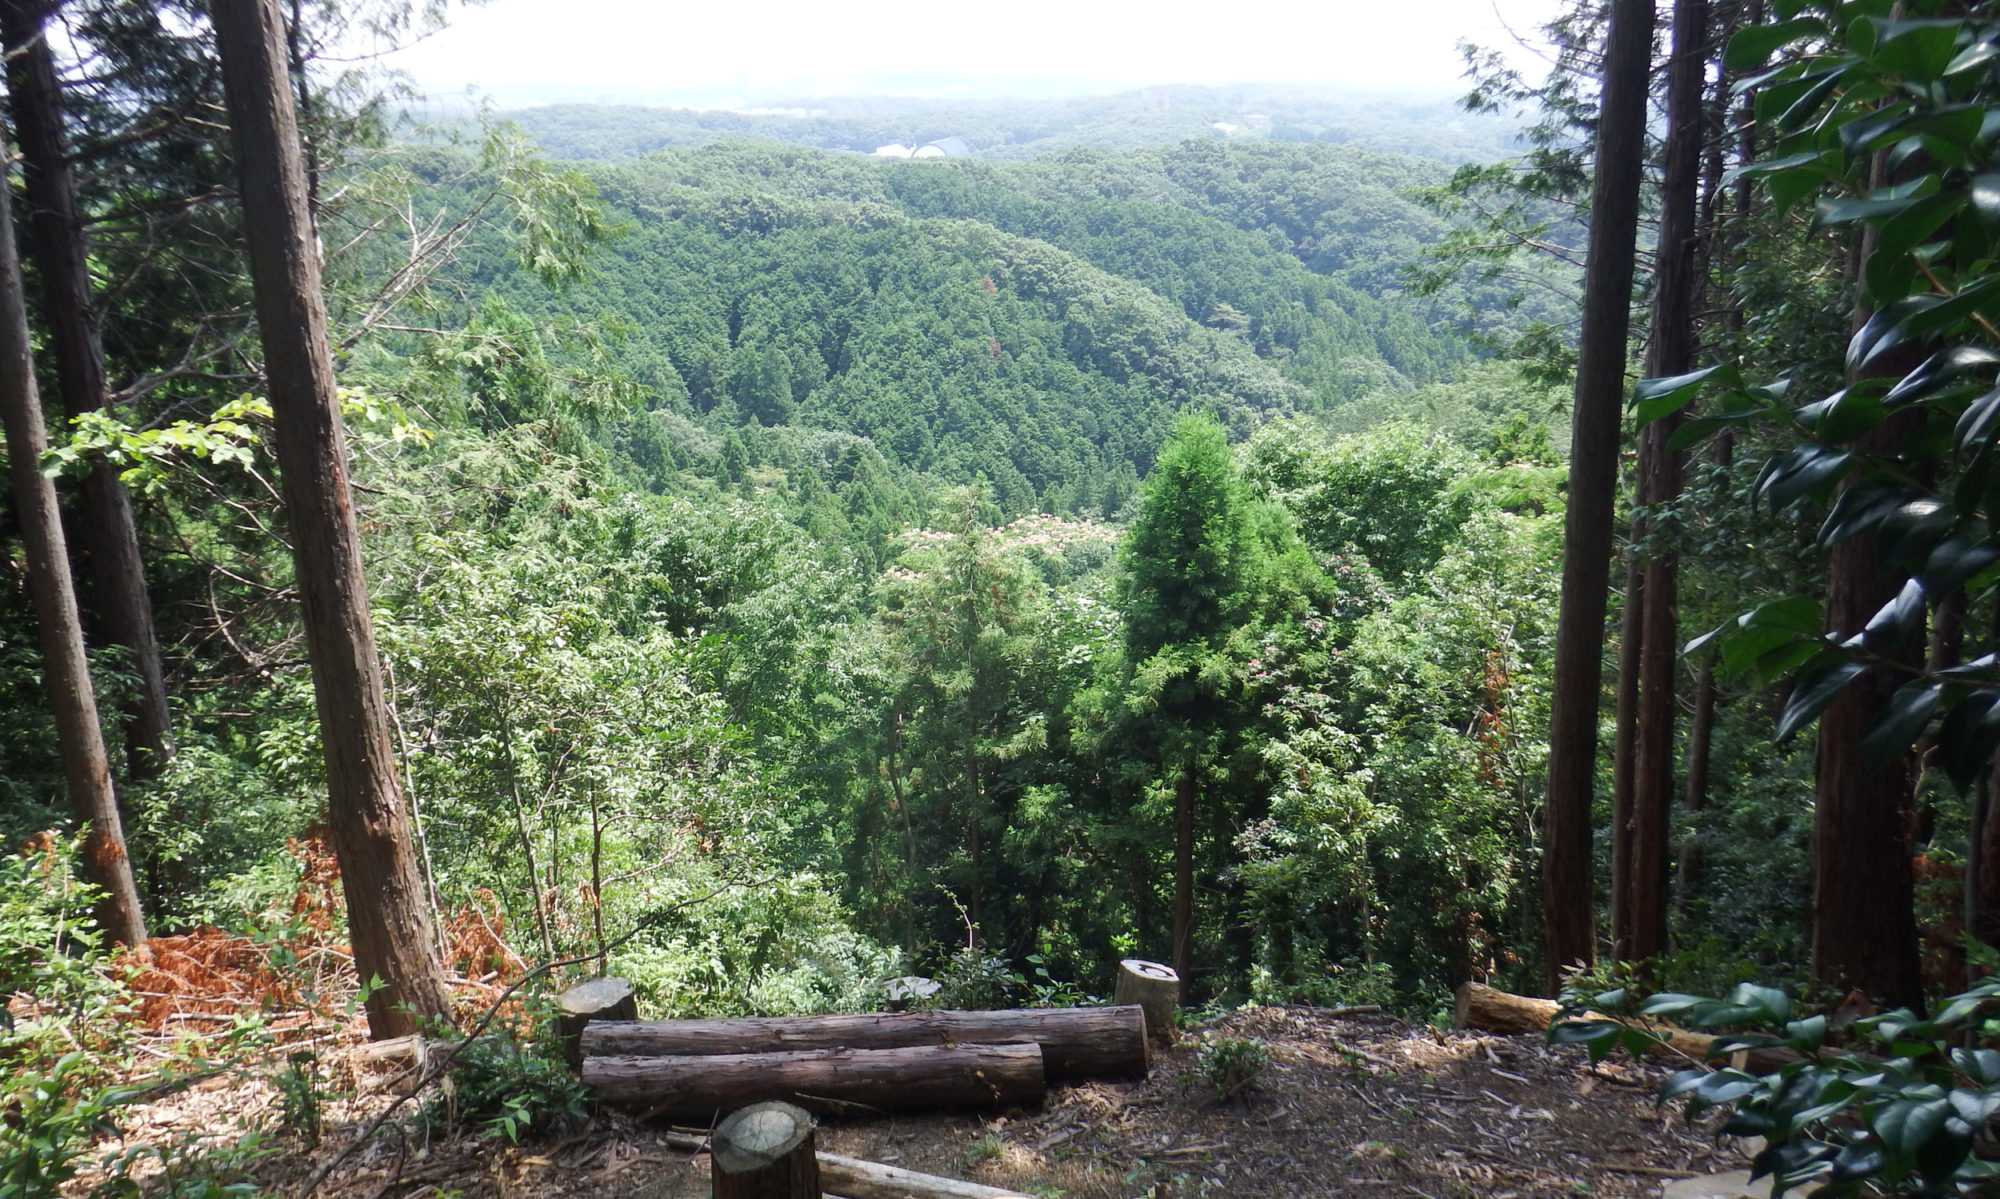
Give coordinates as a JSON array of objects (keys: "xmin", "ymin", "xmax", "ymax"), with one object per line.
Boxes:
[
  {"xmin": 213, "ymin": 0, "xmax": 452, "ymax": 1038},
  {"xmin": 0, "ymin": 123, "xmax": 147, "ymax": 947},
  {"xmin": 1542, "ymin": 0, "xmax": 1655, "ymax": 993},
  {"xmin": 2, "ymin": 0, "xmax": 174, "ymax": 785}
]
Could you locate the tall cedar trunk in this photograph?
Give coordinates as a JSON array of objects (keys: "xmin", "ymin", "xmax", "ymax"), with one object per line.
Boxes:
[
  {"xmin": 212, "ymin": 0, "xmax": 452, "ymax": 1038},
  {"xmin": 1617, "ymin": 0, "xmax": 1710, "ymax": 965},
  {"xmin": 1609, "ymin": 547, "xmax": 1644, "ymax": 955},
  {"xmin": 1172, "ymin": 758, "xmax": 1194, "ymax": 981},
  {"xmin": 1685, "ymin": 0, "xmax": 1761, "ymax": 888},
  {"xmin": 1542, "ymin": 0, "xmax": 1655, "ymax": 993},
  {"xmin": 0, "ymin": 127, "xmax": 147, "ymax": 946},
  {"xmin": 1810, "ymin": 155, "xmax": 1924, "ymax": 1008},
  {"xmin": 1, "ymin": 0, "xmax": 173, "ymax": 783}
]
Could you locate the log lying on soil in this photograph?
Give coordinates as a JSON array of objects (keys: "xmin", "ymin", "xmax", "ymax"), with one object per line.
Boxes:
[
  {"xmin": 1453, "ymin": 982, "xmax": 1795, "ymax": 1073},
  {"xmin": 817, "ymin": 1152, "xmax": 1032, "ymax": 1199},
  {"xmin": 656, "ymin": 1130, "xmax": 1034, "ymax": 1199},
  {"xmin": 583, "ymin": 1006, "xmax": 1146, "ymax": 1081},
  {"xmin": 584, "ymin": 1042, "xmax": 1046, "ymax": 1116}
]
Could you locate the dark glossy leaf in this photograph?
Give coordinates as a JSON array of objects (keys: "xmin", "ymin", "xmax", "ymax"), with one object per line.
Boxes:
[
  {"xmin": 1828, "ymin": 1142, "xmax": 1886, "ymax": 1182},
  {"xmin": 1760, "ymin": 445, "xmax": 1854, "ymax": 510},
  {"xmin": 1820, "ymin": 481, "xmax": 1909, "ymax": 547},
  {"xmin": 1936, "ymin": 690, "xmax": 2000, "ymax": 790},
  {"xmin": 1860, "ymin": 578, "xmax": 1926, "ymax": 653},
  {"xmin": 1863, "ymin": 679, "xmax": 1942, "ymax": 763},
  {"xmin": 1778, "ymin": 652, "xmax": 1869, "ymax": 742},
  {"xmin": 1726, "ymin": 16, "xmax": 1832, "ymax": 70},
  {"xmin": 1694, "ymin": 1069, "xmax": 1762, "ymax": 1105},
  {"xmin": 1954, "ymin": 386, "xmax": 2000, "ymax": 454},
  {"xmin": 1732, "ymin": 982, "xmax": 1792, "ymax": 1024},
  {"xmin": 1884, "ymin": 345, "xmax": 2000, "ymax": 405},
  {"xmin": 1633, "ymin": 364, "xmax": 1740, "ymax": 423},
  {"xmin": 1920, "ymin": 529, "xmax": 2000, "ymax": 595},
  {"xmin": 1872, "ymin": 1096, "xmax": 1950, "ymax": 1156},
  {"xmin": 1784, "ymin": 1014, "xmax": 1829, "ymax": 1053}
]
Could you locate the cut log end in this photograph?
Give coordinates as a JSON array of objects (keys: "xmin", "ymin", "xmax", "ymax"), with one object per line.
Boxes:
[
  {"xmin": 713, "ymin": 1101, "xmax": 818, "ymax": 1198},
  {"xmin": 1114, "ymin": 959, "xmax": 1180, "ymax": 1044},
  {"xmin": 556, "ymin": 976, "xmax": 638, "ymax": 1069}
]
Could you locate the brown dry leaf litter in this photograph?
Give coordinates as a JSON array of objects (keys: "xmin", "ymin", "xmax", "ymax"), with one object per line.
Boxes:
[{"xmin": 91, "ymin": 1003, "xmax": 1747, "ymax": 1199}]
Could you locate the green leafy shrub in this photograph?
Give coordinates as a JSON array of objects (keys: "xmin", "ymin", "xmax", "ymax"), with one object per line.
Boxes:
[
  {"xmin": 1558, "ymin": 978, "xmax": 2000, "ymax": 1196},
  {"xmin": 431, "ymin": 1025, "xmax": 588, "ymax": 1143},
  {"xmin": 1196, "ymin": 1036, "xmax": 1270, "ymax": 1102}
]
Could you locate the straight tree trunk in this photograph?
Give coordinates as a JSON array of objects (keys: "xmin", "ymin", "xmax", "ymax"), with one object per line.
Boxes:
[
  {"xmin": 1542, "ymin": 0, "xmax": 1656, "ymax": 993},
  {"xmin": 1618, "ymin": 0, "xmax": 1710, "ymax": 966},
  {"xmin": 1811, "ymin": 155, "xmax": 1925, "ymax": 1008},
  {"xmin": 1, "ymin": 0, "xmax": 173, "ymax": 783},
  {"xmin": 0, "ymin": 124, "xmax": 147, "ymax": 946},
  {"xmin": 212, "ymin": 0, "xmax": 452, "ymax": 1038},
  {"xmin": 1172, "ymin": 756, "xmax": 1195, "ymax": 981}
]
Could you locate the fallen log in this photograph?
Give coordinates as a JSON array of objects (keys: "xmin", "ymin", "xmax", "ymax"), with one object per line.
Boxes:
[
  {"xmin": 713, "ymin": 1101, "xmax": 818, "ymax": 1199},
  {"xmin": 1453, "ymin": 982, "xmax": 1796, "ymax": 1074},
  {"xmin": 584, "ymin": 1042, "xmax": 1046, "ymax": 1117},
  {"xmin": 582, "ymin": 1006, "xmax": 1146, "ymax": 1081},
  {"xmin": 654, "ymin": 1130, "xmax": 1034, "ymax": 1199},
  {"xmin": 817, "ymin": 1152, "xmax": 1032, "ymax": 1199}
]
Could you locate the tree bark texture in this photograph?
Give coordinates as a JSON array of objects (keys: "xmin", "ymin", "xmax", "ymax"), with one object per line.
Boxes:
[
  {"xmin": 1171, "ymin": 759, "xmax": 1194, "ymax": 981},
  {"xmin": 581, "ymin": 1005, "xmax": 1148, "ymax": 1082},
  {"xmin": 0, "ymin": 127, "xmax": 147, "ymax": 946},
  {"xmin": 212, "ymin": 0, "xmax": 452, "ymax": 1038},
  {"xmin": 1, "ymin": 0, "xmax": 173, "ymax": 783},
  {"xmin": 556, "ymin": 976, "xmax": 637, "ymax": 1069},
  {"xmin": 581, "ymin": 1043, "xmax": 1047, "ymax": 1115},
  {"xmin": 1810, "ymin": 153, "xmax": 1925, "ymax": 1010},
  {"xmin": 1617, "ymin": 0, "xmax": 1710, "ymax": 966},
  {"xmin": 711, "ymin": 1102, "xmax": 819, "ymax": 1199},
  {"xmin": 1541, "ymin": 0, "xmax": 1655, "ymax": 993}
]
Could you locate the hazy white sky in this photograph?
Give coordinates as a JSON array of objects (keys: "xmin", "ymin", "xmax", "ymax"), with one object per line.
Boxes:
[{"xmin": 390, "ymin": 0, "xmax": 1569, "ymax": 107}]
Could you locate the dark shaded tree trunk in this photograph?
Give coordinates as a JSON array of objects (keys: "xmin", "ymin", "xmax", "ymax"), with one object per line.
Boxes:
[
  {"xmin": 0, "ymin": 123, "xmax": 147, "ymax": 946},
  {"xmin": 1172, "ymin": 758, "xmax": 1194, "ymax": 981},
  {"xmin": 1542, "ymin": 0, "xmax": 1656, "ymax": 994},
  {"xmin": 213, "ymin": 0, "xmax": 452, "ymax": 1038},
  {"xmin": 1810, "ymin": 151, "xmax": 1925, "ymax": 1009},
  {"xmin": 1, "ymin": 0, "xmax": 173, "ymax": 784},
  {"xmin": 1616, "ymin": 0, "xmax": 1710, "ymax": 965}
]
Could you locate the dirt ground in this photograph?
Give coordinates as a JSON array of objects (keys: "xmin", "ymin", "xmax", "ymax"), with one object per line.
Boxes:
[{"xmin": 108, "ymin": 1003, "xmax": 1747, "ymax": 1199}]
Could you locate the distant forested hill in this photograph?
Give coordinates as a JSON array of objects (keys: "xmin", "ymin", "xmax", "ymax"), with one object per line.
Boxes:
[
  {"xmin": 495, "ymin": 84, "xmax": 1523, "ymax": 165},
  {"xmin": 424, "ymin": 136, "xmax": 1542, "ymax": 514}
]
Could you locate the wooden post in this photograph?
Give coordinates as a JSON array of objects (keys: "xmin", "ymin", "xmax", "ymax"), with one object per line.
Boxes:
[
  {"xmin": 1114, "ymin": 959, "xmax": 1179, "ymax": 1044},
  {"xmin": 556, "ymin": 976, "xmax": 636, "ymax": 1069},
  {"xmin": 712, "ymin": 1101, "xmax": 818, "ymax": 1199}
]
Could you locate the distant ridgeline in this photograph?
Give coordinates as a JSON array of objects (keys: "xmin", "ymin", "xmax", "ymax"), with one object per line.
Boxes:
[
  {"xmin": 441, "ymin": 135, "xmax": 1538, "ymax": 514},
  {"xmin": 492, "ymin": 84, "xmax": 1524, "ymax": 165}
]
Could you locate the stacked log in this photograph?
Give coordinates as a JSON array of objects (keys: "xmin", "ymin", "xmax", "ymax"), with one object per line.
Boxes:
[
  {"xmin": 584, "ymin": 1043, "xmax": 1046, "ymax": 1117},
  {"xmin": 582, "ymin": 1006, "xmax": 1149, "ymax": 1082}
]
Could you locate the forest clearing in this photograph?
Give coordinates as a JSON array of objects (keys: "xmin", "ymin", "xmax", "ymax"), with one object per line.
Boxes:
[{"xmin": 14, "ymin": 0, "xmax": 2000, "ymax": 1193}]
